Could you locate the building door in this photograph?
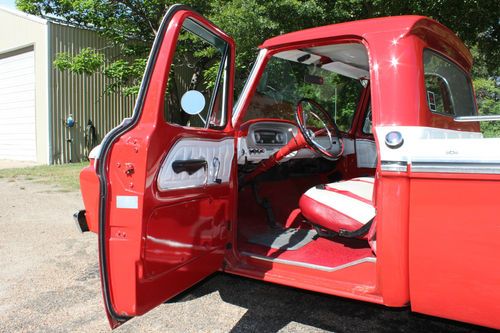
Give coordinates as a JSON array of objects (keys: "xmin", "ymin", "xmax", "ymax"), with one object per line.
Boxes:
[{"xmin": 0, "ymin": 47, "xmax": 37, "ymax": 161}]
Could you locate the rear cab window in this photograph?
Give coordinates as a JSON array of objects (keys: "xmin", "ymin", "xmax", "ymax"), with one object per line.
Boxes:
[{"xmin": 423, "ymin": 49, "xmax": 477, "ymax": 117}]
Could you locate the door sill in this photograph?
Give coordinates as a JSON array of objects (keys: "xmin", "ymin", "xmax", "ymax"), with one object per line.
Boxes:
[
  {"xmin": 224, "ymin": 251, "xmax": 382, "ymax": 305},
  {"xmin": 241, "ymin": 251, "xmax": 376, "ymax": 272}
]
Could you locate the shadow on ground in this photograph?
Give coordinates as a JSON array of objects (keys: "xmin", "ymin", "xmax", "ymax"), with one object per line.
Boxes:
[{"xmin": 169, "ymin": 273, "xmax": 492, "ymax": 333}]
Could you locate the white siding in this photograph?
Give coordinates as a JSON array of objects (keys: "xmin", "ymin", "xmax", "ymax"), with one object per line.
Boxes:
[{"xmin": 0, "ymin": 50, "xmax": 37, "ymax": 161}]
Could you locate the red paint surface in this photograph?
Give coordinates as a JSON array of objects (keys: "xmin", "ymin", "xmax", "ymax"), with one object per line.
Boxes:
[
  {"xmin": 79, "ymin": 160, "xmax": 99, "ymax": 233},
  {"xmin": 227, "ymin": 254, "xmax": 381, "ymax": 305},
  {"xmin": 373, "ymin": 175, "xmax": 410, "ymax": 306},
  {"xmin": 239, "ymin": 238, "xmax": 373, "ymax": 269},
  {"xmin": 76, "ymin": 8, "xmax": 499, "ymax": 330},
  {"xmin": 97, "ymin": 9, "xmax": 237, "ymax": 321},
  {"xmin": 408, "ymin": 175, "xmax": 500, "ymax": 329}
]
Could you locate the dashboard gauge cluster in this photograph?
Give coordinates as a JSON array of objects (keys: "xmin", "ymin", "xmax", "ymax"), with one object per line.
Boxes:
[
  {"xmin": 238, "ymin": 121, "xmax": 296, "ymax": 163},
  {"xmin": 237, "ymin": 120, "xmax": 348, "ymax": 164}
]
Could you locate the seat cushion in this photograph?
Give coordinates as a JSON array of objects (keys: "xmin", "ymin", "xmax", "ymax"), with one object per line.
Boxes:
[{"xmin": 299, "ymin": 177, "xmax": 375, "ymax": 238}]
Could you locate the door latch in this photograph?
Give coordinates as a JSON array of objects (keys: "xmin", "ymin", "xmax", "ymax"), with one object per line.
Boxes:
[{"xmin": 125, "ymin": 163, "xmax": 135, "ymax": 175}]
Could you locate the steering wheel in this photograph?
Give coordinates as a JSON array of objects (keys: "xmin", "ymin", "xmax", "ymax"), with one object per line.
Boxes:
[
  {"xmin": 295, "ymin": 98, "xmax": 344, "ymax": 160},
  {"xmin": 242, "ymin": 98, "xmax": 344, "ymax": 184}
]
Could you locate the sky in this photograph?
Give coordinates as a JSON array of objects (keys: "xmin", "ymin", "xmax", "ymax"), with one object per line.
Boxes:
[{"xmin": 0, "ymin": 0, "xmax": 16, "ymax": 9}]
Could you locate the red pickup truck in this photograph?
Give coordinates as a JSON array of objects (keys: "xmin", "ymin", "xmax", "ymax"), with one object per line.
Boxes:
[{"xmin": 75, "ymin": 4, "xmax": 500, "ymax": 329}]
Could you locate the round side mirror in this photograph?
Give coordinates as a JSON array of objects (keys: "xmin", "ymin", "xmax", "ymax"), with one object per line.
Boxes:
[{"xmin": 181, "ymin": 90, "xmax": 206, "ymax": 115}]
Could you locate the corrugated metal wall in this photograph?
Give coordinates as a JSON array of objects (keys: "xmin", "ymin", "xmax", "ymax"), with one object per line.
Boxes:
[{"xmin": 49, "ymin": 22, "xmax": 135, "ymax": 164}]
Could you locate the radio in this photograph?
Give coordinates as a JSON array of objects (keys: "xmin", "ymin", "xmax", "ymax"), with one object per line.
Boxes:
[{"xmin": 253, "ymin": 130, "xmax": 286, "ymax": 145}]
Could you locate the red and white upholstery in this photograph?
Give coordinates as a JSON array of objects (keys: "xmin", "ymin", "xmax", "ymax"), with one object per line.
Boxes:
[{"xmin": 299, "ymin": 177, "xmax": 375, "ymax": 240}]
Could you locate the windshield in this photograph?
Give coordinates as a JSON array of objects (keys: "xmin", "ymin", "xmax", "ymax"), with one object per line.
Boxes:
[{"xmin": 243, "ymin": 46, "xmax": 366, "ymax": 132}]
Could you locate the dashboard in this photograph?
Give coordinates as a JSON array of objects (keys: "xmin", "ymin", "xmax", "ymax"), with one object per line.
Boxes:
[{"xmin": 237, "ymin": 120, "xmax": 348, "ymax": 164}]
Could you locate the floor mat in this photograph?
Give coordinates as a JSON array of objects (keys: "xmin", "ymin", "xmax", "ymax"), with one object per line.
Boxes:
[
  {"xmin": 240, "ymin": 236, "xmax": 373, "ymax": 270},
  {"xmin": 238, "ymin": 177, "xmax": 374, "ymax": 270},
  {"xmin": 248, "ymin": 227, "xmax": 317, "ymax": 251}
]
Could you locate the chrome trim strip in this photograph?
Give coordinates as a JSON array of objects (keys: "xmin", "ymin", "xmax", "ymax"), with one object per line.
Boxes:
[
  {"xmin": 454, "ymin": 115, "xmax": 500, "ymax": 122},
  {"xmin": 411, "ymin": 162, "xmax": 500, "ymax": 174},
  {"xmin": 380, "ymin": 160, "xmax": 408, "ymax": 172},
  {"xmin": 241, "ymin": 251, "xmax": 376, "ymax": 272},
  {"xmin": 232, "ymin": 49, "xmax": 267, "ymax": 124}
]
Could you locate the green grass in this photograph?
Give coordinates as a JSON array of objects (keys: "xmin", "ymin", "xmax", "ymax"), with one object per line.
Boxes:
[{"xmin": 0, "ymin": 162, "xmax": 87, "ymax": 191}]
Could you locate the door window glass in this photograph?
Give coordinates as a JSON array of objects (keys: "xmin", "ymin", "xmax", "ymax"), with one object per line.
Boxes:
[
  {"xmin": 164, "ymin": 19, "xmax": 229, "ymax": 129},
  {"xmin": 423, "ymin": 50, "xmax": 476, "ymax": 117}
]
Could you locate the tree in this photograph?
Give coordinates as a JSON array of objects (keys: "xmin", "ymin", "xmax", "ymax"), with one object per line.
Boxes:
[
  {"xmin": 16, "ymin": 0, "xmax": 213, "ymax": 94},
  {"xmin": 319, "ymin": 0, "xmax": 499, "ymax": 73},
  {"xmin": 17, "ymin": 0, "xmax": 499, "ymax": 133},
  {"xmin": 473, "ymin": 77, "xmax": 500, "ymax": 137}
]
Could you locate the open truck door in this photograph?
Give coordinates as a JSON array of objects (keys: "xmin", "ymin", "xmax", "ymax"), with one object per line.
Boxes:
[{"xmin": 95, "ymin": 5, "xmax": 236, "ymax": 328}]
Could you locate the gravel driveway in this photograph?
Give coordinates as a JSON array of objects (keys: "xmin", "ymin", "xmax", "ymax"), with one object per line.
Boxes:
[{"xmin": 0, "ymin": 179, "xmax": 492, "ymax": 333}]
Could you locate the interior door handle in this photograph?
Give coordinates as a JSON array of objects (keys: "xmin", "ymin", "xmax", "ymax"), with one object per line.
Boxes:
[
  {"xmin": 172, "ymin": 159, "xmax": 207, "ymax": 175},
  {"xmin": 212, "ymin": 157, "xmax": 222, "ymax": 184}
]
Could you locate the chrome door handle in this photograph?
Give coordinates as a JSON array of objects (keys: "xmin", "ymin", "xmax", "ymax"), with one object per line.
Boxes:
[
  {"xmin": 172, "ymin": 159, "xmax": 207, "ymax": 175},
  {"xmin": 212, "ymin": 157, "xmax": 222, "ymax": 184}
]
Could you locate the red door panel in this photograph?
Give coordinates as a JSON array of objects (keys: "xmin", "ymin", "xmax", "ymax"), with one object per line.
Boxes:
[
  {"xmin": 96, "ymin": 5, "xmax": 236, "ymax": 328},
  {"xmin": 409, "ymin": 174, "xmax": 500, "ymax": 329},
  {"xmin": 144, "ymin": 195, "xmax": 229, "ymax": 278}
]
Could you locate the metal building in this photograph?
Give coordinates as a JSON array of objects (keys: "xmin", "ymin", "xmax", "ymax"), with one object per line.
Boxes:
[{"xmin": 0, "ymin": 7, "xmax": 135, "ymax": 164}]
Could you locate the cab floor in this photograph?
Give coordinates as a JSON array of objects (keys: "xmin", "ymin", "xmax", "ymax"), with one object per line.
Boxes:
[
  {"xmin": 237, "ymin": 178, "xmax": 374, "ymax": 269},
  {"xmin": 238, "ymin": 229, "xmax": 373, "ymax": 270}
]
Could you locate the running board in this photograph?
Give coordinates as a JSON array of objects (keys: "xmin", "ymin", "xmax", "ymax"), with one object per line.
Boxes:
[{"xmin": 241, "ymin": 251, "xmax": 376, "ymax": 272}]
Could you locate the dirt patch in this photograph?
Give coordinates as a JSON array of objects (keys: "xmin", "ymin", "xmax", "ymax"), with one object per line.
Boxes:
[
  {"xmin": 0, "ymin": 179, "xmax": 490, "ymax": 333},
  {"xmin": 0, "ymin": 179, "xmax": 255, "ymax": 333}
]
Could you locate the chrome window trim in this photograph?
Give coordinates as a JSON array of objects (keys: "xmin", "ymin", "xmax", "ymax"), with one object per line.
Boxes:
[
  {"xmin": 425, "ymin": 71, "xmax": 456, "ymax": 115},
  {"xmin": 411, "ymin": 162, "xmax": 500, "ymax": 174},
  {"xmin": 455, "ymin": 115, "xmax": 500, "ymax": 122},
  {"xmin": 380, "ymin": 160, "xmax": 408, "ymax": 172},
  {"xmin": 232, "ymin": 49, "xmax": 267, "ymax": 125}
]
